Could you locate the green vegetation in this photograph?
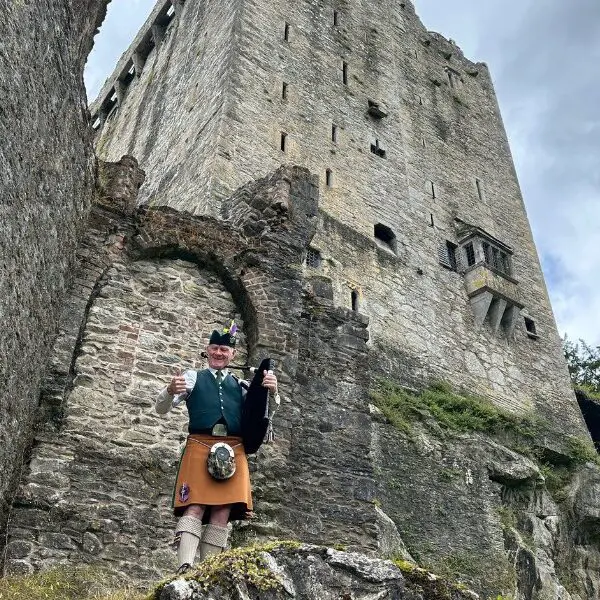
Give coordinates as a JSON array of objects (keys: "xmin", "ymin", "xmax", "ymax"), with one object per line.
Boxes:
[
  {"xmin": 392, "ymin": 556, "xmax": 514, "ymax": 600},
  {"xmin": 565, "ymin": 435, "xmax": 600, "ymax": 465},
  {"xmin": 392, "ymin": 558, "xmax": 468, "ymax": 600},
  {"xmin": 151, "ymin": 540, "xmax": 302, "ymax": 599},
  {"xmin": 370, "ymin": 379, "xmax": 537, "ymax": 440},
  {"xmin": 0, "ymin": 567, "xmax": 145, "ymax": 600},
  {"xmin": 563, "ymin": 336, "xmax": 600, "ymax": 392},
  {"xmin": 496, "ymin": 506, "xmax": 517, "ymax": 532}
]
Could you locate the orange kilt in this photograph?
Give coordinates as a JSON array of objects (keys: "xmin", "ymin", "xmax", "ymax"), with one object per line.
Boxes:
[{"xmin": 172, "ymin": 434, "xmax": 253, "ymax": 522}]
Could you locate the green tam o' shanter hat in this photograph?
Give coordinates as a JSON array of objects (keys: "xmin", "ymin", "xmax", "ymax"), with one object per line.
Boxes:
[{"xmin": 209, "ymin": 320, "xmax": 238, "ymax": 347}]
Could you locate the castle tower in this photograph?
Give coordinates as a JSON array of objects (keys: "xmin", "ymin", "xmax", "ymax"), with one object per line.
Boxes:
[{"xmin": 91, "ymin": 1, "xmax": 584, "ymax": 436}]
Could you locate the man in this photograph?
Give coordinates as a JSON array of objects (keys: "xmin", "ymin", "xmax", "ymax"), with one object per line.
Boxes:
[{"xmin": 155, "ymin": 322, "xmax": 278, "ymax": 573}]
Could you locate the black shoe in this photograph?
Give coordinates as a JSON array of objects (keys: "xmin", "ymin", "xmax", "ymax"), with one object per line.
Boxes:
[{"xmin": 176, "ymin": 563, "xmax": 192, "ymax": 576}]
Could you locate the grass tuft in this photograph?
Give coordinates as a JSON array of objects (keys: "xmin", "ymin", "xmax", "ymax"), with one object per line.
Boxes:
[
  {"xmin": 370, "ymin": 379, "xmax": 537, "ymax": 440},
  {"xmin": 0, "ymin": 567, "xmax": 146, "ymax": 600}
]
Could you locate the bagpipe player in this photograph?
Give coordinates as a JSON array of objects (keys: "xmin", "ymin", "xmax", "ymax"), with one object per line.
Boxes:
[{"xmin": 155, "ymin": 321, "xmax": 279, "ymax": 573}]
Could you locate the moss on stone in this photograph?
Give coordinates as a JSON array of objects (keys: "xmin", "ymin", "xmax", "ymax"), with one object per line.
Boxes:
[
  {"xmin": 151, "ymin": 540, "xmax": 302, "ymax": 599},
  {"xmin": 371, "ymin": 379, "xmax": 537, "ymax": 440},
  {"xmin": 392, "ymin": 557, "xmax": 477, "ymax": 600}
]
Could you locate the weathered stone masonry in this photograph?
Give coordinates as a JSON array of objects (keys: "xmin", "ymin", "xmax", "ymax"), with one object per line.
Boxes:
[
  {"xmin": 4, "ymin": 162, "xmax": 385, "ymax": 581},
  {"xmin": 92, "ymin": 0, "xmax": 586, "ymax": 443},
  {"xmin": 0, "ymin": 0, "xmax": 109, "ymax": 547}
]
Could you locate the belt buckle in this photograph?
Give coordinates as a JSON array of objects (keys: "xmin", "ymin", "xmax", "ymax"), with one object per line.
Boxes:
[{"xmin": 211, "ymin": 423, "xmax": 228, "ymax": 437}]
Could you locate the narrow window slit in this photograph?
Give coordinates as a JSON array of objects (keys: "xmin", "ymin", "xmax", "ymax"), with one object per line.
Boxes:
[
  {"xmin": 351, "ymin": 290, "xmax": 359, "ymax": 312},
  {"xmin": 280, "ymin": 132, "xmax": 287, "ymax": 152},
  {"xmin": 333, "ymin": 10, "xmax": 339, "ymax": 26},
  {"xmin": 475, "ymin": 178, "xmax": 485, "ymax": 202},
  {"xmin": 326, "ymin": 169, "xmax": 333, "ymax": 187},
  {"xmin": 282, "ymin": 82, "xmax": 288, "ymax": 100},
  {"xmin": 342, "ymin": 61, "xmax": 348, "ymax": 85},
  {"xmin": 331, "ymin": 124, "xmax": 338, "ymax": 143},
  {"xmin": 284, "ymin": 22, "xmax": 290, "ymax": 41}
]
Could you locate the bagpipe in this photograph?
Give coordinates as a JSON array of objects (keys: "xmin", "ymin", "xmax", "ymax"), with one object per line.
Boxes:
[{"xmin": 200, "ymin": 354, "xmax": 277, "ymax": 454}]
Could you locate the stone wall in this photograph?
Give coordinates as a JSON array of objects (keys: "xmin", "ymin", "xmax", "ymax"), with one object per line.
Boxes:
[
  {"xmin": 90, "ymin": 0, "xmax": 239, "ymax": 216},
  {"xmin": 0, "ymin": 0, "xmax": 109, "ymax": 543},
  {"xmin": 91, "ymin": 0, "xmax": 585, "ymax": 438},
  {"xmin": 5, "ymin": 164, "xmax": 387, "ymax": 580}
]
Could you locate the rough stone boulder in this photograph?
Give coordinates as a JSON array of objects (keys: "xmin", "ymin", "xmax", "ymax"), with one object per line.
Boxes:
[{"xmin": 156, "ymin": 543, "xmax": 476, "ymax": 600}]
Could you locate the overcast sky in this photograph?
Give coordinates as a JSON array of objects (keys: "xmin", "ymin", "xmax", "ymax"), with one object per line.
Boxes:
[{"xmin": 85, "ymin": 0, "xmax": 600, "ymax": 347}]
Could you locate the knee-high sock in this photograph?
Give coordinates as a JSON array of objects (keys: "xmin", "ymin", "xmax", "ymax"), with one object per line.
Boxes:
[
  {"xmin": 175, "ymin": 516, "xmax": 204, "ymax": 568},
  {"xmin": 199, "ymin": 523, "xmax": 229, "ymax": 560}
]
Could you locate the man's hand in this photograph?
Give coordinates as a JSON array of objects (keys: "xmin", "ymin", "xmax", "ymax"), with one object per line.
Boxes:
[
  {"xmin": 167, "ymin": 368, "xmax": 187, "ymax": 396},
  {"xmin": 262, "ymin": 370, "xmax": 278, "ymax": 393}
]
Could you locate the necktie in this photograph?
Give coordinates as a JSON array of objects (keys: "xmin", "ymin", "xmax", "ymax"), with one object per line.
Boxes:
[{"xmin": 216, "ymin": 370, "xmax": 223, "ymax": 385}]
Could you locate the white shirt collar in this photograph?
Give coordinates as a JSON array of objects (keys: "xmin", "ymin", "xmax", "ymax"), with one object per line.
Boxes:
[{"xmin": 208, "ymin": 367, "xmax": 229, "ymax": 378}]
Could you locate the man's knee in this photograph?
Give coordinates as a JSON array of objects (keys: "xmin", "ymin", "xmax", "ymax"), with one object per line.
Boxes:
[
  {"xmin": 184, "ymin": 504, "xmax": 205, "ymax": 519},
  {"xmin": 209, "ymin": 504, "xmax": 231, "ymax": 525}
]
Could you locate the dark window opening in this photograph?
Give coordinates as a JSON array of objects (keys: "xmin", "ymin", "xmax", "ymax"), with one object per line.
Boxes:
[
  {"xmin": 306, "ymin": 248, "xmax": 322, "ymax": 268},
  {"xmin": 326, "ymin": 169, "xmax": 333, "ymax": 187},
  {"xmin": 351, "ymin": 290, "xmax": 359, "ymax": 312},
  {"xmin": 438, "ymin": 241, "xmax": 457, "ymax": 271},
  {"xmin": 280, "ymin": 132, "xmax": 287, "ymax": 152},
  {"xmin": 429, "ymin": 181, "xmax": 436, "ymax": 198},
  {"xmin": 333, "ymin": 10, "xmax": 339, "ymax": 26},
  {"xmin": 447, "ymin": 71, "xmax": 454, "ymax": 88},
  {"xmin": 370, "ymin": 139, "xmax": 386, "ymax": 158},
  {"xmin": 331, "ymin": 124, "xmax": 338, "ymax": 143},
  {"xmin": 524, "ymin": 317, "xmax": 537, "ymax": 338},
  {"xmin": 430, "ymin": 213, "xmax": 434, "ymax": 227},
  {"xmin": 464, "ymin": 242, "xmax": 475, "ymax": 267},
  {"xmin": 284, "ymin": 22, "xmax": 290, "ymax": 41},
  {"xmin": 342, "ymin": 61, "xmax": 348, "ymax": 85},
  {"xmin": 374, "ymin": 223, "xmax": 397, "ymax": 253},
  {"xmin": 483, "ymin": 241, "xmax": 511, "ymax": 276},
  {"xmin": 475, "ymin": 178, "xmax": 484, "ymax": 202},
  {"xmin": 282, "ymin": 82, "xmax": 288, "ymax": 99},
  {"xmin": 575, "ymin": 389, "xmax": 600, "ymax": 452}
]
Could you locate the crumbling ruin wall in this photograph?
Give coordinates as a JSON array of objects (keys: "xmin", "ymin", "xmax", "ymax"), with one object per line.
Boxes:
[
  {"xmin": 4, "ymin": 164, "xmax": 384, "ymax": 581},
  {"xmin": 0, "ymin": 0, "xmax": 109, "ymax": 543}
]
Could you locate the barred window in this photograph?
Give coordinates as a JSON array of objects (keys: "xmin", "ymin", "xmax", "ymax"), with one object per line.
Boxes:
[
  {"xmin": 464, "ymin": 242, "xmax": 476, "ymax": 267},
  {"xmin": 306, "ymin": 248, "xmax": 322, "ymax": 268},
  {"xmin": 483, "ymin": 241, "xmax": 511, "ymax": 276}
]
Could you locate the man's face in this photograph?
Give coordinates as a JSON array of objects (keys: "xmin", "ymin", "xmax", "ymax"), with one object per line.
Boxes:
[{"xmin": 206, "ymin": 344, "xmax": 236, "ymax": 370}]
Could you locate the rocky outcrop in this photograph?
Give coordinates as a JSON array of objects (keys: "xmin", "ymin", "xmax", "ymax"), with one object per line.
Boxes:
[
  {"xmin": 156, "ymin": 544, "xmax": 475, "ymax": 600},
  {"xmin": 0, "ymin": 0, "xmax": 110, "ymax": 541}
]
